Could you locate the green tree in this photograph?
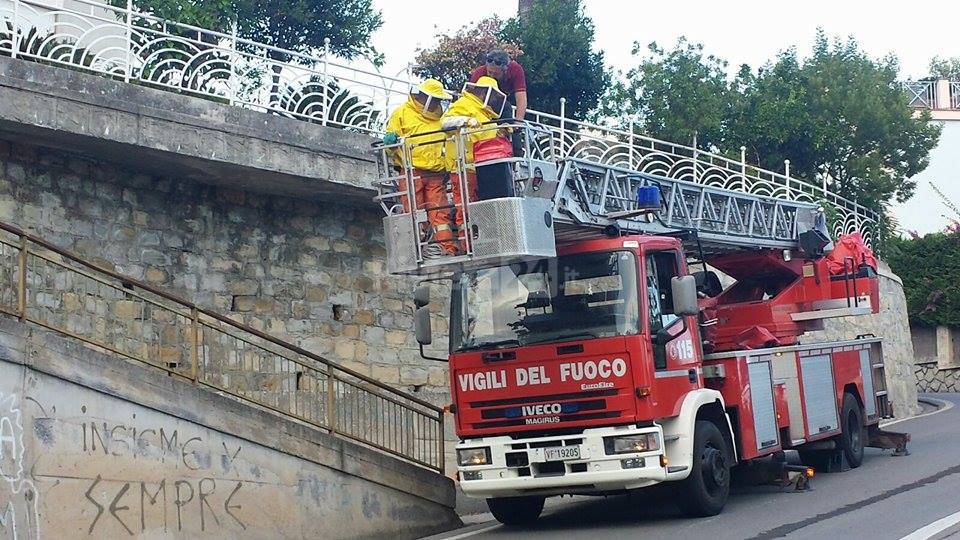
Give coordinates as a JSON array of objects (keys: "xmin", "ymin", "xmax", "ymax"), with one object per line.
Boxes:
[
  {"xmin": 233, "ymin": 1, "xmax": 382, "ymax": 61},
  {"xmin": 607, "ymin": 32, "xmax": 941, "ymax": 214},
  {"xmin": 112, "ymin": 0, "xmax": 382, "ymax": 61},
  {"xmin": 413, "ymin": 17, "xmax": 522, "ymax": 92},
  {"xmin": 109, "ymin": 0, "xmax": 236, "ymax": 36},
  {"xmin": 499, "ymin": 0, "xmax": 608, "ymax": 118},
  {"xmin": 602, "ymin": 39, "xmax": 732, "ymax": 149},
  {"xmin": 928, "ymin": 56, "xmax": 960, "ymax": 79},
  {"xmin": 742, "ymin": 33, "xmax": 940, "ymax": 208},
  {"xmin": 724, "ymin": 50, "xmax": 813, "ymax": 168}
]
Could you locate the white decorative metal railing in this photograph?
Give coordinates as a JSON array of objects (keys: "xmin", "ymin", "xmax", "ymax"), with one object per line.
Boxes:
[
  {"xmin": 0, "ymin": 0, "xmax": 878, "ymax": 245},
  {"xmin": 903, "ymin": 80, "xmax": 937, "ymax": 109},
  {"xmin": 902, "ymin": 79, "xmax": 960, "ymax": 111}
]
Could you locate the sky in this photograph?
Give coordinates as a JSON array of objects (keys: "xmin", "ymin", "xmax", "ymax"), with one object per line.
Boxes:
[{"xmin": 370, "ymin": 0, "xmax": 960, "ymax": 235}]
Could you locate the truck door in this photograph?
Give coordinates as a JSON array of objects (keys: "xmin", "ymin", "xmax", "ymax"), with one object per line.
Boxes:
[{"xmin": 645, "ymin": 250, "xmax": 700, "ymax": 416}]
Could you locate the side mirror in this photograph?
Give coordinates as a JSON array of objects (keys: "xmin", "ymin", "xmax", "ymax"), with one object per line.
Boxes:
[
  {"xmin": 671, "ymin": 275, "xmax": 699, "ymax": 316},
  {"xmin": 654, "ymin": 327, "xmax": 672, "ymax": 346},
  {"xmin": 414, "ymin": 283, "xmax": 430, "ymax": 308},
  {"xmin": 415, "ymin": 306, "xmax": 432, "ymax": 345}
]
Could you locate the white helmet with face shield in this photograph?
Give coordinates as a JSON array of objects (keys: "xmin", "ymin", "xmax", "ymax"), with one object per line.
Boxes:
[{"xmin": 463, "ymin": 75, "xmax": 507, "ymax": 119}]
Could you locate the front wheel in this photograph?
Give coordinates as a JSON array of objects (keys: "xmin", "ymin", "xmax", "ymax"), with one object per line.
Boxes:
[
  {"xmin": 487, "ymin": 496, "xmax": 545, "ymax": 527},
  {"xmin": 676, "ymin": 420, "xmax": 731, "ymax": 517}
]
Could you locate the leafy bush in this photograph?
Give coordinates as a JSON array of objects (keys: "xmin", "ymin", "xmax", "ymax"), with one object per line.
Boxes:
[{"xmin": 886, "ymin": 231, "xmax": 960, "ymax": 327}]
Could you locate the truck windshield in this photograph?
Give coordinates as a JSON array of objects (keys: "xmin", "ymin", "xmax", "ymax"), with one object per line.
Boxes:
[{"xmin": 451, "ymin": 251, "xmax": 639, "ymax": 351}]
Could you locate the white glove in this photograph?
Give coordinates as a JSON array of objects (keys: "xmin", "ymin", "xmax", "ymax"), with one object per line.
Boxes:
[{"xmin": 441, "ymin": 116, "xmax": 479, "ymax": 130}]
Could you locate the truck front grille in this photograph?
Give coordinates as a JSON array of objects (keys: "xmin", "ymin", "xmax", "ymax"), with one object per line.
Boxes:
[
  {"xmin": 470, "ymin": 410, "xmax": 620, "ymax": 430},
  {"xmin": 468, "ymin": 388, "xmax": 618, "ymax": 408}
]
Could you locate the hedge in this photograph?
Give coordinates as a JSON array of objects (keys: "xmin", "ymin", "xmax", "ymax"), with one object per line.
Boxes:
[{"xmin": 885, "ymin": 231, "xmax": 960, "ymax": 327}]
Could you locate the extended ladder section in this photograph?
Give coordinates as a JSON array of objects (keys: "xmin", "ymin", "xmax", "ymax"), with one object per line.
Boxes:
[
  {"xmin": 554, "ymin": 159, "xmax": 818, "ymax": 255},
  {"xmin": 374, "ymin": 121, "xmax": 821, "ymax": 276}
]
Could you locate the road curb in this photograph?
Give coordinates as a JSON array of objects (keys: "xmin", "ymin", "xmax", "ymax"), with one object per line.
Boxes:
[
  {"xmin": 933, "ymin": 521, "xmax": 960, "ymax": 540},
  {"xmin": 881, "ymin": 396, "xmax": 954, "ymax": 428}
]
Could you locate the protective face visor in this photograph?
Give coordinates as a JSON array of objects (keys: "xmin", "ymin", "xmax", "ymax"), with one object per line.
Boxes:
[
  {"xmin": 463, "ymin": 82, "xmax": 507, "ymax": 119},
  {"xmin": 412, "ymin": 89, "xmax": 448, "ymax": 118}
]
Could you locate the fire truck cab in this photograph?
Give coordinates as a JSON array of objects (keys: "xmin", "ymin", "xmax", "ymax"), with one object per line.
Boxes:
[{"xmin": 446, "ymin": 234, "xmax": 729, "ymax": 517}]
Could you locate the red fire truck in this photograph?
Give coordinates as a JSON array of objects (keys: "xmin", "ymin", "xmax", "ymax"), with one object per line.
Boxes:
[{"xmin": 374, "ymin": 122, "xmax": 908, "ymax": 525}]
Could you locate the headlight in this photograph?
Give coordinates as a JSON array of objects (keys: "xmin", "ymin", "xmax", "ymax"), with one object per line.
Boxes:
[
  {"xmin": 457, "ymin": 447, "xmax": 491, "ymax": 466},
  {"xmin": 604, "ymin": 433, "xmax": 660, "ymax": 455}
]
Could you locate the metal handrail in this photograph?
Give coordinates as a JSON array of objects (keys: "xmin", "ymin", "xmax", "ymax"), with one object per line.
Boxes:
[
  {"xmin": 0, "ymin": 0, "xmax": 877, "ymax": 245},
  {"xmin": 0, "ymin": 220, "xmax": 445, "ymax": 472}
]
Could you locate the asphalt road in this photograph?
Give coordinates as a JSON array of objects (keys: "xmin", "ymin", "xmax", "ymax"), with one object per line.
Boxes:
[{"xmin": 430, "ymin": 394, "xmax": 960, "ymax": 540}]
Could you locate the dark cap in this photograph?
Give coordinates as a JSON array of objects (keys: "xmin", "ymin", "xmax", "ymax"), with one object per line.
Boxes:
[{"xmin": 485, "ymin": 49, "xmax": 509, "ymax": 66}]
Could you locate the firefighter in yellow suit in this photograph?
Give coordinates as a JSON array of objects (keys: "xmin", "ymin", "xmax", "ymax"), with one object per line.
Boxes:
[
  {"xmin": 383, "ymin": 79, "xmax": 454, "ymax": 257},
  {"xmin": 440, "ymin": 75, "xmax": 507, "ymax": 254}
]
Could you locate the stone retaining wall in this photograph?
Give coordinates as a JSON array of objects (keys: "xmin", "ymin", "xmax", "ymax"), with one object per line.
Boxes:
[
  {"xmin": 0, "ymin": 139, "xmax": 452, "ymax": 402},
  {"xmin": 915, "ymin": 360, "xmax": 960, "ymax": 393}
]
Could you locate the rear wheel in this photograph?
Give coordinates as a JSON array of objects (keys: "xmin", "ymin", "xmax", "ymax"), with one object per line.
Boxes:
[
  {"xmin": 840, "ymin": 392, "xmax": 866, "ymax": 468},
  {"xmin": 676, "ymin": 420, "xmax": 731, "ymax": 517},
  {"xmin": 487, "ymin": 496, "xmax": 545, "ymax": 526}
]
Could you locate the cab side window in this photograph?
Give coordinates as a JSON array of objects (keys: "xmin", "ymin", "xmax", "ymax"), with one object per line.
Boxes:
[{"xmin": 646, "ymin": 251, "xmax": 680, "ymax": 369}]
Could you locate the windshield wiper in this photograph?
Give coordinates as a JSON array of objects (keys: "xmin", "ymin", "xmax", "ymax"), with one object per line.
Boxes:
[
  {"xmin": 457, "ymin": 339, "xmax": 521, "ymax": 352},
  {"xmin": 524, "ymin": 331, "xmax": 601, "ymax": 345}
]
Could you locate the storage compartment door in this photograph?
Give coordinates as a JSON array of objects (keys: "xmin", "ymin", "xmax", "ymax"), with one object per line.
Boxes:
[
  {"xmin": 859, "ymin": 349, "xmax": 877, "ymax": 417},
  {"xmin": 800, "ymin": 354, "xmax": 839, "ymax": 436},
  {"xmin": 748, "ymin": 360, "xmax": 779, "ymax": 451}
]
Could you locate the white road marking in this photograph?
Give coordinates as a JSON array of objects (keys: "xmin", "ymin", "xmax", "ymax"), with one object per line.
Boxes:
[
  {"xmin": 900, "ymin": 508, "xmax": 960, "ymax": 540},
  {"xmin": 881, "ymin": 397, "xmax": 954, "ymax": 428}
]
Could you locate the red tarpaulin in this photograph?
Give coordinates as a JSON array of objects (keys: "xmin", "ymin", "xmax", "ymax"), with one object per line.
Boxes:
[{"xmin": 826, "ymin": 233, "xmax": 877, "ymax": 275}]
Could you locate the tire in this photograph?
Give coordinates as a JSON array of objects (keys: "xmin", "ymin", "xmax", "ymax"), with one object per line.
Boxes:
[
  {"xmin": 676, "ymin": 420, "xmax": 731, "ymax": 517},
  {"xmin": 840, "ymin": 392, "xmax": 866, "ymax": 468},
  {"xmin": 487, "ymin": 496, "xmax": 545, "ymax": 527}
]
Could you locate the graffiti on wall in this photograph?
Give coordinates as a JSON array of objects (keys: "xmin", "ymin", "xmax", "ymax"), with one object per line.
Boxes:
[
  {"xmin": 74, "ymin": 420, "xmax": 247, "ymax": 535},
  {"xmin": 0, "ymin": 392, "xmax": 39, "ymax": 540}
]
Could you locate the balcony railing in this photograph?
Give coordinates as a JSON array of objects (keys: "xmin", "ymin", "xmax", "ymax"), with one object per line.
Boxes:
[
  {"xmin": 903, "ymin": 79, "xmax": 960, "ymax": 110},
  {"xmin": 904, "ymin": 81, "xmax": 938, "ymax": 109},
  {"xmin": 0, "ymin": 0, "xmax": 878, "ymax": 246}
]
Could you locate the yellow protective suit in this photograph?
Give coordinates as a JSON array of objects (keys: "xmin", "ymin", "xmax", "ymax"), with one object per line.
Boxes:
[
  {"xmin": 440, "ymin": 78, "xmax": 504, "ymax": 248},
  {"xmin": 384, "ymin": 96, "xmax": 446, "ymax": 172},
  {"xmin": 440, "ymin": 92, "xmax": 500, "ymax": 172}
]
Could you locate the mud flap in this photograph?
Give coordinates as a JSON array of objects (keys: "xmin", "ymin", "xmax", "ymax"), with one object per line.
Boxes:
[{"xmin": 867, "ymin": 425, "xmax": 911, "ymax": 456}]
